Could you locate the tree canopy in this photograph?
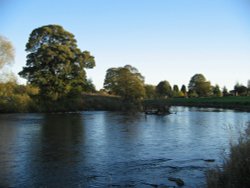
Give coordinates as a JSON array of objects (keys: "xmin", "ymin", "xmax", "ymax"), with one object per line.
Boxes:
[
  {"xmin": 234, "ymin": 83, "xmax": 247, "ymax": 96},
  {"xmin": 188, "ymin": 74, "xmax": 211, "ymax": 97},
  {"xmin": 181, "ymin": 85, "xmax": 187, "ymax": 96},
  {"xmin": 19, "ymin": 25, "xmax": 95, "ymax": 101},
  {"xmin": 156, "ymin": 80, "xmax": 172, "ymax": 98},
  {"xmin": 0, "ymin": 36, "xmax": 14, "ymax": 69},
  {"xmin": 144, "ymin": 84, "xmax": 156, "ymax": 99},
  {"xmin": 213, "ymin": 84, "xmax": 222, "ymax": 97},
  {"xmin": 104, "ymin": 65, "xmax": 145, "ymax": 105}
]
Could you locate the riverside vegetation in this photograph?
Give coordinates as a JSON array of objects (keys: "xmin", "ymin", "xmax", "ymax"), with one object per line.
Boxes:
[
  {"xmin": 206, "ymin": 123, "xmax": 250, "ymax": 188},
  {"xmin": 1, "ymin": 25, "xmax": 250, "ymax": 113}
]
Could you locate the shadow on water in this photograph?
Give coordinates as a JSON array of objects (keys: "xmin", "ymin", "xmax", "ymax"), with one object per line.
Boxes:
[{"xmin": 27, "ymin": 113, "xmax": 88, "ymax": 187}]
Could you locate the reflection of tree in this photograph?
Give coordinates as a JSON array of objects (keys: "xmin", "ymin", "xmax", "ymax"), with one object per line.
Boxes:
[
  {"xmin": 40, "ymin": 114, "xmax": 84, "ymax": 160},
  {"xmin": 27, "ymin": 113, "xmax": 85, "ymax": 187},
  {"xmin": 0, "ymin": 115, "xmax": 19, "ymax": 187}
]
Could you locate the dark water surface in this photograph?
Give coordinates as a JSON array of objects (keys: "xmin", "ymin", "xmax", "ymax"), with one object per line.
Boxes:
[{"xmin": 0, "ymin": 107, "xmax": 249, "ymax": 187}]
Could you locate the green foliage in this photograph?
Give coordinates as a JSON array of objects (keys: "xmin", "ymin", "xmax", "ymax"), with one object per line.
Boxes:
[
  {"xmin": 188, "ymin": 90, "xmax": 198, "ymax": 98},
  {"xmin": 19, "ymin": 25, "xmax": 95, "ymax": 103},
  {"xmin": 144, "ymin": 84, "xmax": 156, "ymax": 99},
  {"xmin": 84, "ymin": 79, "xmax": 96, "ymax": 93},
  {"xmin": 104, "ymin": 65, "xmax": 145, "ymax": 109},
  {"xmin": 188, "ymin": 74, "xmax": 212, "ymax": 97},
  {"xmin": 173, "ymin": 84, "xmax": 180, "ymax": 97},
  {"xmin": 0, "ymin": 81, "xmax": 37, "ymax": 112},
  {"xmin": 180, "ymin": 84, "xmax": 187, "ymax": 97},
  {"xmin": 213, "ymin": 84, "xmax": 222, "ymax": 97},
  {"xmin": 173, "ymin": 85, "xmax": 179, "ymax": 93},
  {"xmin": 181, "ymin": 85, "xmax": 186, "ymax": 93},
  {"xmin": 222, "ymin": 86, "xmax": 229, "ymax": 97},
  {"xmin": 0, "ymin": 36, "xmax": 14, "ymax": 69},
  {"xmin": 156, "ymin": 80, "xmax": 172, "ymax": 98},
  {"xmin": 247, "ymin": 80, "xmax": 250, "ymax": 96},
  {"xmin": 234, "ymin": 83, "xmax": 248, "ymax": 96}
]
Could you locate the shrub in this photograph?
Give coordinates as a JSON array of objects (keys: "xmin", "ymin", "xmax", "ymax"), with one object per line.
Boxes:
[
  {"xmin": 206, "ymin": 123, "xmax": 250, "ymax": 188},
  {"xmin": 0, "ymin": 82, "xmax": 38, "ymax": 112}
]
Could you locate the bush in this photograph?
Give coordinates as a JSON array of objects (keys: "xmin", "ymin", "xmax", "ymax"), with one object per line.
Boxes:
[
  {"xmin": 0, "ymin": 82, "xmax": 38, "ymax": 113},
  {"xmin": 206, "ymin": 123, "xmax": 250, "ymax": 188}
]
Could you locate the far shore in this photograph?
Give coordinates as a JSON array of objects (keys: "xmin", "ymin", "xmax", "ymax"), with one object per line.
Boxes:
[
  {"xmin": 145, "ymin": 96, "xmax": 250, "ymax": 112},
  {"xmin": 0, "ymin": 94, "xmax": 250, "ymax": 113}
]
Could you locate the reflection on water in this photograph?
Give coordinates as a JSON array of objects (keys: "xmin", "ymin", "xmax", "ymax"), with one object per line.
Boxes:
[{"xmin": 0, "ymin": 108, "xmax": 249, "ymax": 187}]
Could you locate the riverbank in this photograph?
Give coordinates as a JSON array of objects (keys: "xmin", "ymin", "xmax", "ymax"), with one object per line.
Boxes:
[
  {"xmin": 83, "ymin": 95, "xmax": 250, "ymax": 112},
  {"xmin": 1, "ymin": 93, "xmax": 250, "ymax": 113},
  {"xmin": 145, "ymin": 96, "xmax": 250, "ymax": 112}
]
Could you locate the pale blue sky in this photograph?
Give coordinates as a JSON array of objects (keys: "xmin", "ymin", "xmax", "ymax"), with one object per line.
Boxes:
[{"xmin": 1, "ymin": 0, "xmax": 250, "ymax": 90}]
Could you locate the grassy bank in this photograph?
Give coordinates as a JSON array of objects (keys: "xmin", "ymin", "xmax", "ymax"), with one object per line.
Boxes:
[
  {"xmin": 145, "ymin": 96, "xmax": 250, "ymax": 111},
  {"xmin": 1, "ymin": 89, "xmax": 250, "ymax": 113}
]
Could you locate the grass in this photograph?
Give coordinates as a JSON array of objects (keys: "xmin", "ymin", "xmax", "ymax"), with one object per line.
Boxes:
[
  {"xmin": 145, "ymin": 96, "xmax": 250, "ymax": 111},
  {"xmin": 206, "ymin": 123, "xmax": 250, "ymax": 188}
]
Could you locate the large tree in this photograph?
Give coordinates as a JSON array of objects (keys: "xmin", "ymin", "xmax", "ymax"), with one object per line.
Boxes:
[
  {"xmin": 104, "ymin": 65, "xmax": 145, "ymax": 105},
  {"xmin": 188, "ymin": 74, "xmax": 211, "ymax": 97},
  {"xmin": 19, "ymin": 25, "xmax": 95, "ymax": 100}
]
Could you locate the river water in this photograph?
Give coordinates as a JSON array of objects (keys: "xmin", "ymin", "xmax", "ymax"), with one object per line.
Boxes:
[{"xmin": 0, "ymin": 107, "xmax": 249, "ymax": 187}]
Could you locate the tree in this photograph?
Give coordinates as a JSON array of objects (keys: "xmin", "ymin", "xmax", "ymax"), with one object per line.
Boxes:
[
  {"xmin": 104, "ymin": 65, "xmax": 145, "ymax": 107},
  {"xmin": 173, "ymin": 84, "xmax": 179, "ymax": 97},
  {"xmin": 0, "ymin": 36, "xmax": 14, "ymax": 69},
  {"xmin": 0, "ymin": 36, "xmax": 16, "ymax": 83},
  {"xmin": 234, "ymin": 83, "xmax": 247, "ymax": 96},
  {"xmin": 84, "ymin": 79, "xmax": 96, "ymax": 93},
  {"xmin": 19, "ymin": 25, "xmax": 95, "ymax": 101},
  {"xmin": 213, "ymin": 84, "xmax": 222, "ymax": 97},
  {"xmin": 156, "ymin": 80, "xmax": 172, "ymax": 98},
  {"xmin": 181, "ymin": 84, "xmax": 187, "ymax": 97},
  {"xmin": 188, "ymin": 74, "xmax": 211, "ymax": 97},
  {"xmin": 222, "ymin": 86, "xmax": 229, "ymax": 97},
  {"xmin": 247, "ymin": 80, "xmax": 250, "ymax": 96},
  {"xmin": 144, "ymin": 84, "xmax": 156, "ymax": 99},
  {"xmin": 173, "ymin": 85, "xmax": 179, "ymax": 92}
]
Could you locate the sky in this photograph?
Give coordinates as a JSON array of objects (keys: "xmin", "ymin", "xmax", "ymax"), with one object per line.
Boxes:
[{"xmin": 0, "ymin": 0, "xmax": 250, "ymax": 90}]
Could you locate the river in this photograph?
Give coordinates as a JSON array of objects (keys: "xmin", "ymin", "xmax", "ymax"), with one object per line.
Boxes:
[{"xmin": 0, "ymin": 107, "xmax": 249, "ymax": 187}]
